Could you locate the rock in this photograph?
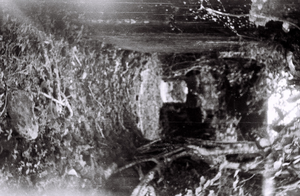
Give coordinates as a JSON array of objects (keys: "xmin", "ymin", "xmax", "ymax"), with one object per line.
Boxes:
[
  {"xmin": 159, "ymin": 80, "xmax": 188, "ymax": 103},
  {"xmin": 138, "ymin": 68, "xmax": 163, "ymax": 140},
  {"xmin": 7, "ymin": 90, "xmax": 39, "ymax": 140}
]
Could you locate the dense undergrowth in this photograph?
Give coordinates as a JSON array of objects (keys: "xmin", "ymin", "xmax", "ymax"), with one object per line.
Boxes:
[
  {"xmin": 1, "ymin": 1, "xmax": 300, "ymax": 196},
  {"xmin": 0, "ymin": 9, "xmax": 153, "ymax": 195}
]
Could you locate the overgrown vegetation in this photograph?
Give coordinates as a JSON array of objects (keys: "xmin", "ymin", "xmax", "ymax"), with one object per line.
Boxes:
[
  {"xmin": 1, "ymin": 1, "xmax": 300, "ymax": 196},
  {"xmin": 0, "ymin": 8, "xmax": 153, "ymax": 195}
]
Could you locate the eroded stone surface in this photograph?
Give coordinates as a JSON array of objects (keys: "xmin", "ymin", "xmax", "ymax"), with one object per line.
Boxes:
[
  {"xmin": 159, "ymin": 80, "xmax": 188, "ymax": 103},
  {"xmin": 7, "ymin": 90, "xmax": 39, "ymax": 140},
  {"xmin": 138, "ymin": 68, "xmax": 163, "ymax": 140}
]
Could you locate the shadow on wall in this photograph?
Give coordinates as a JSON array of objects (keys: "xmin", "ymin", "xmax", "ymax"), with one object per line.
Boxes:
[
  {"xmin": 159, "ymin": 103, "xmax": 215, "ymax": 139},
  {"xmin": 220, "ymin": 58, "xmax": 266, "ymax": 141},
  {"xmin": 159, "ymin": 68, "xmax": 215, "ymax": 139}
]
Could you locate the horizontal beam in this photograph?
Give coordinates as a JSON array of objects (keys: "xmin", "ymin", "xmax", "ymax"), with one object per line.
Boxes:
[{"xmin": 92, "ymin": 34, "xmax": 258, "ymax": 53}]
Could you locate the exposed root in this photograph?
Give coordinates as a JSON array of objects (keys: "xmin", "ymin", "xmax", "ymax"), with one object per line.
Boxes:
[
  {"xmin": 40, "ymin": 92, "xmax": 73, "ymax": 119},
  {"xmin": 131, "ymin": 166, "xmax": 159, "ymax": 196}
]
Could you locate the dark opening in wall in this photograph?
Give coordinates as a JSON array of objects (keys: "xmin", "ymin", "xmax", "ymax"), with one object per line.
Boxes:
[{"xmin": 159, "ymin": 102, "xmax": 215, "ymax": 140}]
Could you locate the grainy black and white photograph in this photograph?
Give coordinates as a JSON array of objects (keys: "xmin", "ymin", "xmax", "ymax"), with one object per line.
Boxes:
[{"xmin": 1, "ymin": 0, "xmax": 300, "ymax": 195}]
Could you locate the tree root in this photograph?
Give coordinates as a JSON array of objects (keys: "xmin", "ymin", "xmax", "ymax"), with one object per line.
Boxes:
[{"xmin": 107, "ymin": 139, "xmax": 294, "ymax": 196}]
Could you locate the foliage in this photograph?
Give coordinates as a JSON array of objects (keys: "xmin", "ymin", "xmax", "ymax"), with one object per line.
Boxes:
[
  {"xmin": 0, "ymin": 7, "xmax": 152, "ymax": 195},
  {"xmin": 1, "ymin": 1, "xmax": 300, "ymax": 196},
  {"xmin": 154, "ymin": 43, "xmax": 293, "ymax": 195}
]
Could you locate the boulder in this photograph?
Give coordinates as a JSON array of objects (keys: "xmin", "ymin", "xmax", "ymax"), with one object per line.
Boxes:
[{"xmin": 7, "ymin": 90, "xmax": 39, "ymax": 140}]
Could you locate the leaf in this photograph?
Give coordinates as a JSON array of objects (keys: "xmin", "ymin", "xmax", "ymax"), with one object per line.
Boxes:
[
  {"xmin": 67, "ymin": 169, "xmax": 79, "ymax": 177},
  {"xmin": 203, "ymin": 179, "xmax": 211, "ymax": 189},
  {"xmin": 274, "ymin": 169, "xmax": 282, "ymax": 177},
  {"xmin": 273, "ymin": 159, "xmax": 282, "ymax": 170},
  {"xmin": 234, "ymin": 169, "xmax": 239, "ymax": 178},
  {"xmin": 233, "ymin": 178, "xmax": 239, "ymax": 189},
  {"xmin": 200, "ymin": 176, "xmax": 206, "ymax": 185}
]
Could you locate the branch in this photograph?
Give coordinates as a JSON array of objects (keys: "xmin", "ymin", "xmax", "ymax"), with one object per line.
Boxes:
[
  {"xmin": 116, "ymin": 146, "xmax": 186, "ymax": 174},
  {"xmin": 88, "ymin": 83, "xmax": 104, "ymax": 109},
  {"xmin": 262, "ymin": 154, "xmax": 276, "ymax": 196},
  {"xmin": 40, "ymin": 92, "xmax": 66, "ymax": 106},
  {"xmin": 131, "ymin": 168, "xmax": 157, "ymax": 196},
  {"xmin": 250, "ymin": 13, "xmax": 300, "ymax": 31},
  {"xmin": 278, "ymin": 180, "xmax": 300, "ymax": 193},
  {"xmin": 203, "ymin": 7, "xmax": 250, "ymax": 18},
  {"xmin": 0, "ymin": 92, "xmax": 7, "ymax": 117},
  {"xmin": 187, "ymin": 144, "xmax": 261, "ymax": 157},
  {"xmin": 137, "ymin": 139, "xmax": 162, "ymax": 153},
  {"xmin": 115, "ymin": 157, "xmax": 160, "ymax": 174},
  {"xmin": 61, "ymin": 92, "xmax": 73, "ymax": 119},
  {"xmin": 198, "ymin": 5, "xmax": 300, "ymax": 31},
  {"xmin": 40, "ymin": 91, "xmax": 73, "ymax": 119}
]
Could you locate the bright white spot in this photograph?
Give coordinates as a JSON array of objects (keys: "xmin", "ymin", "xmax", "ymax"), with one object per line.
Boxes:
[
  {"xmin": 258, "ymin": 4, "xmax": 263, "ymax": 10},
  {"xmin": 160, "ymin": 81, "xmax": 173, "ymax": 103},
  {"xmin": 67, "ymin": 169, "xmax": 79, "ymax": 177},
  {"xmin": 268, "ymin": 90, "xmax": 299, "ymax": 125},
  {"xmin": 267, "ymin": 78, "xmax": 300, "ymax": 141},
  {"xmin": 282, "ymin": 22, "xmax": 290, "ymax": 33},
  {"xmin": 159, "ymin": 80, "xmax": 187, "ymax": 103},
  {"xmin": 81, "ymin": 71, "xmax": 87, "ymax": 79},
  {"xmin": 183, "ymin": 85, "xmax": 188, "ymax": 94}
]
